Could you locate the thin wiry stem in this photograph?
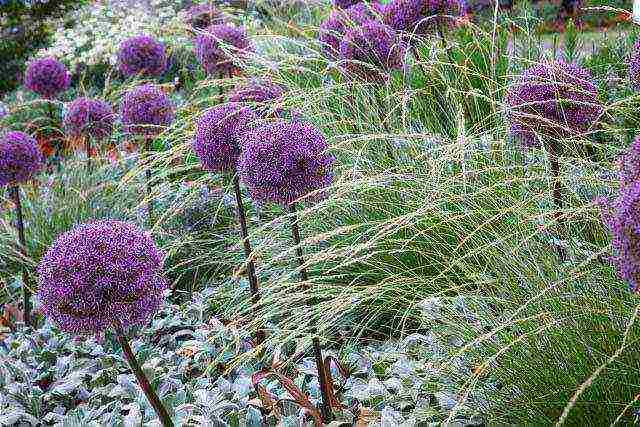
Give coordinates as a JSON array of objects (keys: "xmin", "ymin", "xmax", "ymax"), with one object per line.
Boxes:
[
  {"xmin": 10, "ymin": 185, "xmax": 31, "ymax": 327},
  {"xmin": 144, "ymin": 137, "xmax": 154, "ymax": 225},
  {"xmin": 547, "ymin": 142, "xmax": 566, "ymax": 262}
]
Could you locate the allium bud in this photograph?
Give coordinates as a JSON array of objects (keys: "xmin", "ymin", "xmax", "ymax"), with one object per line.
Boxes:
[
  {"xmin": 24, "ymin": 57, "xmax": 70, "ymax": 99},
  {"xmin": 117, "ymin": 35, "xmax": 167, "ymax": 78},
  {"xmin": 120, "ymin": 84, "xmax": 174, "ymax": 137},
  {"xmin": 0, "ymin": 131, "xmax": 44, "ymax": 187},
  {"xmin": 195, "ymin": 24, "xmax": 252, "ymax": 76},
  {"xmin": 383, "ymin": 0, "xmax": 466, "ymax": 38},
  {"xmin": 319, "ymin": 2, "xmax": 385, "ymax": 58},
  {"xmin": 63, "ymin": 97, "xmax": 115, "ymax": 141}
]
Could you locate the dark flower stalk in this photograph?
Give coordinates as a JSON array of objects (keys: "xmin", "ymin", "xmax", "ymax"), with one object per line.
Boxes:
[
  {"xmin": 10, "ymin": 186, "xmax": 32, "ymax": 327},
  {"xmin": 546, "ymin": 142, "xmax": 566, "ymax": 261}
]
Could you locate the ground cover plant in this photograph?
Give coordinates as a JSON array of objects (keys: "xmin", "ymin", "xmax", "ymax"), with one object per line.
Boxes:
[{"xmin": 1, "ymin": 0, "xmax": 640, "ymax": 425}]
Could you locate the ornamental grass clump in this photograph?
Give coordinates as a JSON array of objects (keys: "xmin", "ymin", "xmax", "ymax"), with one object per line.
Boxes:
[
  {"xmin": 194, "ymin": 24, "xmax": 252, "ymax": 77},
  {"xmin": 37, "ymin": 220, "xmax": 173, "ymax": 426},
  {"xmin": 318, "ymin": 2, "xmax": 384, "ymax": 58},
  {"xmin": 629, "ymin": 38, "xmax": 640, "ymax": 91},
  {"xmin": 63, "ymin": 97, "xmax": 115, "ymax": 168},
  {"xmin": 192, "ymin": 102, "xmax": 264, "ymax": 343},
  {"xmin": 185, "ymin": 3, "xmax": 225, "ymax": 29},
  {"xmin": 117, "ymin": 35, "xmax": 168, "ymax": 78},
  {"xmin": 238, "ymin": 121, "xmax": 335, "ymax": 421},
  {"xmin": 0, "ymin": 131, "xmax": 44, "ymax": 327}
]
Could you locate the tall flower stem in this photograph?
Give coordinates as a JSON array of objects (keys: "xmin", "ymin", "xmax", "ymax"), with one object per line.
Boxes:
[
  {"xmin": 144, "ymin": 137, "xmax": 154, "ymax": 225},
  {"xmin": 115, "ymin": 324, "xmax": 174, "ymax": 427},
  {"xmin": 547, "ymin": 142, "xmax": 566, "ymax": 261},
  {"xmin": 85, "ymin": 136, "xmax": 93, "ymax": 172},
  {"xmin": 10, "ymin": 185, "xmax": 31, "ymax": 327},
  {"xmin": 288, "ymin": 203, "xmax": 332, "ymax": 423},
  {"xmin": 232, "ymin": 174, "xmax": 265, "ymax": 345}
]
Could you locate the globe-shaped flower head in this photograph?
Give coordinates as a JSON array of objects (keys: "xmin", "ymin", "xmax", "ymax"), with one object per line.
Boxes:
[
  {"xmin": 339, "ymin": 20, "xmax": 406, "ymax": 81},
  {"xmin": 505, "ymin": 60, "xmax": 603, "ymax": 148},
  {"xmin": 24, "ymin": 57, "xmax": 70, "ymax": 99},
  {"xmin": 193, "ymin": 102, "xmax": 256, "ymax": 172},
  {"xmin": 117, "ymin": 35, "xmax": 167, "ymax": 78},
  {"xmin": 195, "ymin": 24, "xmax": 252, "ymax": 76},
  {"xmin": 383, "ymin": 0, "xmax": 466, "ymax": 38},
  {"xmin": 0, "ymin": 131, "xmax": 44, "ymax": 187},
  {"xmin": 63, "ymin": 97, "xmax": 115, "ymax": 141},
  {"xmin": 185, "ymin": 3, "xmax": 225, "ymax": 29},
  {"xmin": 238, "ymin": 121, "xmax": 334, "ymax": 205},
  {"xmin": 37, "ymin": 220, "xmax": 168, "ymax": 334},
  {"xmin": 121, "ymin": 84, "xmax": 175, "ymax": 137},
  {"xmin": 629, "ymin": 38, "xmax": 640, "ymax": 91},
  {"xmin": 319, "ymin": 2, "xmax": 385, "ymax": 58}
]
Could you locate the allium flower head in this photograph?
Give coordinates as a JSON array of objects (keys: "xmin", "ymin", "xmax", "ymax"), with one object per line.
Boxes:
[
  {"xmin": 629, "ymin": 38, "xmax": 640, "ymax": 91},
  {"xmin": 63, "ymin": 97, "xmax": 115, "ymax": 141},
  {"xmin": 333, "ymin": 0, "xmax": 366, "ymax": 8},
  {"xmin": 117, "ymin": 35, "xmax": 167, "ymax": 78},
  {"xmin": 193, "ymin": 102, "xmax": 256, "ymax": 172},
  {"xmin": 185, "ymin": 3, "xmax": 225, "ymax": 29},
  {"xmin": 238, "ymin": 121, "xmax": 334, "ymax": 205},
  {"xmin": 319, "ymin": 2, "xmax": 385, "ymax": 58},
  {"xmin": 619, "ymin": 137, "xmax": 640, "ymax": 189},
  {"xmin": 121, "ymin": 84, "xmax": 174, "ymax": 137},
  {"xmin": 383, "ymin": 0, "xmax": 466, "ymax": 38},
  {"xmin": 37, "ymin": 220, "xmax": 167, "ymax": 334},
  {"xmin": 505, "ymin": 60, "xmax": 603, "ymax": 148},
  {"xmin": 0, "ymin": 131, "xmax": 44, "ymax": 187},
  {"xmin": 24, "ymin": 57, "xmax": 70, "ymax": 99},
  {"xmin": 228, "ymin": 79, "xmax": 285, "ymax": 117},
  {"xmin": 195, "ymin": 24, "xmax": 252, "ymax": 76},
  {"xmin": 339, "ymin": 20, "xmax": 406, "ymax": 80}
]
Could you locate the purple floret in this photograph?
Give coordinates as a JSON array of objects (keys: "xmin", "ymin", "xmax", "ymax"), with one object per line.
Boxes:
[
  {"xmin": 117, "ymin": 35, "xmax": 167, "ymax": 78},
  {"xmin": 195, "ymin": 24, "xmax": 252, "ymax": 76},
  {"xmin": 383, "ymin": 0, "xmax": 466, "ymax": 38},
  {"xmin": 193, "ymin": 102, "xmax": 256, "ymax": 172},
  {"xmin": 618, "ymin": 137, "xmax": 640, "ymax": 189},
  {"xmin": 228, "ymin": 79, "xmax": 285, "ymax": 117},
  {"xmin": 24, "ymin": 57, "xmax": 70, "ymax": 99},
  {"xmin": 629, "ymin": 38, "xmax": 640, "ymax": 91},
  {"xmin": 238, "ymin": 121, "xmax": 334, "ymax": 206},
  {"xmin": 319, "ymin": 2, "xmax": 385, "ymax": 58},
  {"xmin": 37, "ymin": 220, "xmax": 167, "ymax": 334},
  {"xmin": 0, "ymin": 131, "xmax": 44, "ymax": 187},
  {"xmin": 63, "ymin": 97, "xmax": 115, "ymax": 141},
  {"xmin": 339, "ymin": 20, "xmax": 406, "ymax": 81},
  {"xmin": 505, "ymin": 60, "xmax": 603, "ymax": 148},
  {"xmin": 121, "ymin": 84, "xmax": 174, "ymax": 137},
  {"xmin": 185, "ymin": 3, "xmax": 225, "ymax": 29},
  {"xmin": 333, "ymin": 0, "xmax": 365, "ymax": 8}
]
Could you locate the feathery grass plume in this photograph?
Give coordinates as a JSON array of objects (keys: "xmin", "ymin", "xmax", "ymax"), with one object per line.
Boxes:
[
  {"xmin": 192, "ymin": 102, "xmax": 264, "ymax": 343},
  {"xmin": 117, "ymin": 34, "xmax": 168, "ymax": 78},
  {"xmin": 318, "ymin": 2, "xmax": 385, "ymax": 58},
  {"xmin": 185, "ymin": 3, "xmax": 225, "ymax": 29},
  {"xmin": 63, "ymin": 97, "xmax": 115, "ymax": 167},
  {"xmin": 37, "ymin": 220, "xmax": 173, "ymax": 426},
  {"xmin": 194, "ymin": 24, "xmax": 252, "ymax": 77},
  {"xmin": 24, "ymin": 57, "xmax": 70, "ymax": 100},
  {"xmin": 629, "ymin": 37, "xmax": 640, "ymax": 91},
  {"xmin": 0, "ymin": 131, "xmax": 44, "ymax": 327},
  {"xmin": 238, "ymin": 121, "xmax": 335, "ymax": 421}
]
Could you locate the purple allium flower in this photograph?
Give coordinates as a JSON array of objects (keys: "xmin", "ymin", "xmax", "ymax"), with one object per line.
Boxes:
[
  {"xmin": 629, "ymin": 38, "xmax": 640, "ymax": 91},
  {"xmin": 383, "ymin": 0, "xmax": 466, "ymax": 38},
  {"xmin": 24, "ymin": 57, "xmax": 70, "ymax": 99},
  {"xmin": 319, "ymin": 2, "xmax": 385, "ymax": 58},
  {"xmin": 37, "ymin": 220, "xmax": 167, "ymax": 334},
  {"xmin": 193, "ymin": 102, "xmax": 256, "ymax": 172},
  {"xmin": 238, "ymin": 121, "xmax": 334, "ymax": 206},
  {"xmin": 0, "ymin": 131, "xmax": 44, "ymax": 187},
  {"xmin": 505, "ymin": 60, "xmax": 603, "ymax": 148},
  {"xmin": 185, "ymin": 3, "xmax": 225, "ymax": 29},
  {"xmin": 120, "ymin": 84, "xmax": 174, "ymax": 137},
  {"xmin": 195, "ymin": 24, "xmax": 252, "ymax": 76},
  {"xmin": 333, "ymin": 0, "xmax": 365, "ymax": 8},
  {"xmin": 339, "ymin": 20, "xmax": 406, "ymax": 80},
  {"xmin": 117, "ymin": 35, "xmax": 167, "ymax": 78},
  {"xmin": 618, "ymin": 137, "xmax": 640, "ymax": 188},
  {"xmin": 63, "ymin": 97, "xmax": 115, "ymax": 141},
  {"xmin": 228, "ymin": 78, "xmax": 285, "ymax": 117}
]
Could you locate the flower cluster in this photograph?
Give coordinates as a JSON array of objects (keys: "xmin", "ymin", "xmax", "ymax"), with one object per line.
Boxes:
[
  {"xmin": 193, "ymin": 103, "xmax": 256, "ymax": 172},
  {"xmin": 121, "ymin": 84, "xmax": 174, "ymax": 137},
  {"xmin": 185, "ymin": 3, "xmax": 225, "ymax": 29},
  {"xmin": 117, "ymin": 34, "xmax": 167, "ymax": 78},
  {"xmin": 505, "ymin": 60, "xmax": 603, "ymax": 148},
  {"xmin": 340, "ymin": 20, "xmax": 406, "ymax": 80},
  {"xmin": 333, "ymin": 0, "xmax": 366, "ymax": 8},
  {"xmin": 618, "ymin": 136, "xmax": 640, "ymax": 189},
  {"xmin": 228, "ymin": 79, "xmax": 285, "ymax": 117},
  {"xmin": 63, "ymin": 97, "xmax": 115, "ymax": 141},
  {"xmin": 383, "ymin": 0, "xmax": 466, "ymax": 38},
  {"xmin": 195, "ymin": 24, "xmax": 252, "ymax": 76},
  {"xmin": 37, "ymin": 220, "xmax": 167, "ymax": 334},
  {"xmin": 238, "ymin": 121, "xmax": 334, "ymax": 205},
  {"xmin": 629, "ymin": 38, "xmax": 640, "ymax": 91},
  {"xmin": 319, "ymin": 2, "xmax": 384, "ymax": 57},
  {"xmin": 0, "ymin": 131, "xmax": 44, "ymax": 187},
  {"xmin": 24, "ymin": 57, "xmax": 70, "ymax": 99}
]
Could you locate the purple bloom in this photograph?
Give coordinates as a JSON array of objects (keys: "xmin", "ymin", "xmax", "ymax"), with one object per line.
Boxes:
[
  {"xmin": 63, "ymin": 97, "xmax": 115, "ymax": 141},
  {"xmin": 383, "ymin": 0, "xmax": 466, "ymax": 38},
  {"xmin": 339, "ymin": 20, "xmax": 406, "ymax": 81},
  {"xmin": 0, "ymin": 131, "xmax": 44, "ymax": 187},
  {"xmin": 618, "ymin": 137, "xmax": 640, "ymax": 189},
  {"xmin": 505, "ymin": 60, "xmax": 603, "ymax": 148},
  {"xmin": 333, "ymin": 0, "xmax": 366, "ymax": 8},
  {"xmin": 228, "ymin": 79, "xmax": 285, "ymax": 117},
  {"xmin": 185, "ymin": 3, "xmax": 225, "ymax": 29},
  {"xmin": 319, "ymin": 2, "xmax": 385, "ymax": 58},
  {"xmin": 238, "ymin": 121, "xmax": 334, "ymax": 206},
  {"xmin": 121, "ymin": 84, "xmax": 174, "ymax": 137},
  {"xmin": 195, "ymin": 24, "xmax": 252, "ymax": 76},
  {"xmin": 193, "ymin": 102, "xmax": 256, "ymax": 172},
  {"xmin": 629, "ymin": 38, "xmax": 640, "ymax": 91},
  {"xmin": 24, "ymin": 57, "xmax": 70, "ymax": 99},
  {"xmin": 117, "ymin": 35, "xmax": 167, "ymax": 78},
  {"xmin": 37, "ymin": 220, "xmax": 167, "ymax": 334}
]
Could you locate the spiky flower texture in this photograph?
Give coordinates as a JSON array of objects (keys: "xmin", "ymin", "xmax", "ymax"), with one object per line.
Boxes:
[
  {"xmin": 38, "ymin": 220, "xmax": 167, "ymax": 334},
  {"xmin": 24, "ymin": 57, "xmax": 70, "ymax": 99},
  {"xmin": 0, "ymin": 131, "xmax": 44, "ymax": 187},
  {"xmin": 505, "ymin": 60, "xmax": 603, "ymax": 148},
  {"xmin": 319, "ymin": 2, "xmax": 384, "ymax": 57},
  {"xmin": 629, "ymin": 38, "xmax": 640, "ymax": 91},
  {"xmin": 117, "ymin": 35, "xmax": 167, "ymax": 78},
  {"xmin": 195, "ymin": 24, "xmax": 252, "ymax": 76},
  {"xmin": 185, "ymin": 3, "xmax": 225, "ymax": 29},
  {"xmin": 618, "ymin": 137, "xmax": 640, "ymax": 189},
  {"xmin": 193, "ymin": 102, "xmax": 256, "ymax": 172},
  {"xmin": 238, "ymin": 121, "xmax": 334, "ymax": 206},
  {"xmin": 383, "ymin": 0, "xmax": 466, "ymax": 37},
  {"xmin": 63, "ymin": 98, "xmax": 115, "ymax": 141},
  {"xmin": 121, "ymin": 84, "xmax": 174, "ymax": 137}
]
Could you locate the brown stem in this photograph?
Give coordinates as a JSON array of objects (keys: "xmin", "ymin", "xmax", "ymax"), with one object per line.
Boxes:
[
  {"xmin": 288, "ymin": 203, "xmax": 332, "ymax": 423},
  {"xmin": 232, "ymin": 174, "xmax": 265, "ymax": 345},
  {"xmin": 85, "ymin": 136, "xmax": 93, "ymax": 172},
  {"xmin": 547, "ymin": 142, "xmax": 567, "ymax": 261},
  {"xmin": 115, "ymin": 324, "xmax": 174, "ymax": 427},
  {"xmin": 10, "ymin": 186, "xmax": 31, "ymax": 327}
]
